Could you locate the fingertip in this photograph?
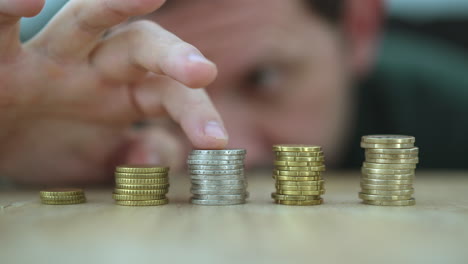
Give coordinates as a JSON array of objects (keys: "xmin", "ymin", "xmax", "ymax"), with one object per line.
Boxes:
[
  {"xmin": 187, "ymin": 120, "xmax": 229, "ymax": 150},
  {"xmin": 24, "ymin": 0, "xmax": 44, "ymax": 17},
  {"xmin": 5, "ymin": 0, "xmax": 45, "ymax": 17},
  {"xmin": 191, "ymin": 137, "xmax": 229, "ymax": 150}
]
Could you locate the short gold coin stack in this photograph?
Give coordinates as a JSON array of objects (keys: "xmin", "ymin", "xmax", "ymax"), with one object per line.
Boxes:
[
  {"xmin": 40, "ymin": 188, "xmax": 86, "ymax": 205},
  {"xmin": 360, "ymin": 135, "xmax": 419, "ymax": 206},
  {"xmin": 271, "ymin": 145, "xmax": 326, "ymax": 206},
  {"xmin": 113, "ymin": 165, "xmax": 170, "ymax": 206}
]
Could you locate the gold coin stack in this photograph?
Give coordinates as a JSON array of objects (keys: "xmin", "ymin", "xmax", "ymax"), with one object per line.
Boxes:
[
  {"xmin": 360, "ymin": 135, "xmax": 419, "ymax": 206},
  {"xmin": 271, "ymin": 144, "xmax": 326, "ymax": 206},
  {"xmin": 113, "ymin": 165, "xmax": 170, "ymax": 206},
  {"xmin": 40, "ymin": 188, "xmax": 86, "ymax": 205}
]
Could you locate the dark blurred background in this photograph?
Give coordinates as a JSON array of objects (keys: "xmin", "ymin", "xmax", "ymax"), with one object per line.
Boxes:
[{"xmin": 385, "ymin": 0, "xmax": 468, "ymax": 53}]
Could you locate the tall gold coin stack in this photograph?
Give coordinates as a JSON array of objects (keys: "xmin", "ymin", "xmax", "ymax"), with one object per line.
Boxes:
[
  {"xmin": 271, "ymin": 144, "xmax": 326, "ymax": 206},
  {"xmin": 113, "ymin": 165, "xmax": 170, "ymax": 206},
  {"xmin": 40, "ymin": 188, "xmax": 86, "ymax": 205},
  {"xmin": 360, "ymin": 135, "xmax": 419, "ymax": 206}
]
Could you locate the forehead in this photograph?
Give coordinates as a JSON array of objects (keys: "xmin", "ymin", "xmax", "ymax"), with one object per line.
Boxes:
[{"xmin": 151, "ymin": 0, "xmax": 316, "ymax": 79}]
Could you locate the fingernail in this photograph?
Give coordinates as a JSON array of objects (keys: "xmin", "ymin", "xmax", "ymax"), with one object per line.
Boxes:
[
  {"xmin": 204, "ymin": 121, "xmax": 228, "ymax": 140},
  {"xmin": 187, "ymin": 52, "xmax": 213, "ymax": 64}
]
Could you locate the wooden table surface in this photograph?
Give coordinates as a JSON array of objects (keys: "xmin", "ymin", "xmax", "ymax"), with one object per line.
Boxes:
[{"xmin": 1, "ymin": 171, "xmax": 468, "ymax": 264}]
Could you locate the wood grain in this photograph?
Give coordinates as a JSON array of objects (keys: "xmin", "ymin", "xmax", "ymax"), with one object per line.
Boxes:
[{"xmin": 1, "ymin": 171, "xmax": 468, "ymax": 264}]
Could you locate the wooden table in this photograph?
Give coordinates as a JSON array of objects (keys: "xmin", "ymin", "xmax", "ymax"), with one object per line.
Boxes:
[{"xmin": 1, "ymin": 171, "xmax": 467, "ymax": 264}]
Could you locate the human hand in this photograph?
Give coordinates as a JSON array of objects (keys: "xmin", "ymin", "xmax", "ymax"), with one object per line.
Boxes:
[{"xmin": 0, "ymin": 0, "xmax": 228, "ymax": 185}]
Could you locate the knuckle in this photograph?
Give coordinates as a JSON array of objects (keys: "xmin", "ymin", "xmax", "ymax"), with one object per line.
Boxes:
[{"xmin": 183, "ymin": 94, "xmax": 210, "ymax": 112}]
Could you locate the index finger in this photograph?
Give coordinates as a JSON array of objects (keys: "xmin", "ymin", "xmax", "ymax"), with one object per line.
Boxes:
[
  {"xmin": 29, "ymin": 0, "xmax": 165, "ymax": 59},
  {"xmin": 133, "ymin": 75, "xmax": 229, "ymax": 150}
]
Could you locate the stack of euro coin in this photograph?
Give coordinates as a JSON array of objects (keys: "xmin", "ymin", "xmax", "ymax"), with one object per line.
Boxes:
[
  {"xmin": 360, "ymin": 135, "xmax": 418, "ymax": 206},
  {"xmin": 40, "ymin": 188, "xmax": 86, "ymax": 205},
  {"xmin": 113, "ymin": 165, "xmax": 170, "ymax": 206},
  {"xmin": 272, "ymin": 145, "xmax": 326, "ymax": 206},
  {"xmin": 188, "ymin": 149, "xmax": 248, "ymax": 206}
]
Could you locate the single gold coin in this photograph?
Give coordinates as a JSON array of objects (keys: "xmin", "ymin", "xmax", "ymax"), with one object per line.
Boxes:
[
  {"xmin": 363, "ymin": 162, "xmax": 416, "ymax": 169},
  {"xmin": 360, "ymin": 183, "xmax": 413, "ymax": 190},
  {"xmin": 275, "ymin": 156, "xmax": 325, "ymax": 162},
  {"xmin": 361, "ymin": 178, "xmax": 413, "ymax": 185},
  {"xmin": 40, "ymin": 195, "xmax": 85, "ymax": 200},
  {"xmin": 115, "ymin": 199, "xmax": 169, "ymax": 206},
  {"xmin": 114, "ymin": 172, "xmax": 168, "ymax": 178},
  {"xmin": 275, "ymin": 151, "xmax": 324, "ymax": 157},
  {"xmin": 359, "ymin": 192, "xmax": 412, "ymax": 201},
  {"xmin": 362, "ymin": 173, "xmax": 414, "ymax": 180},
  {"xmin": 115, "ymin": 178, "xmax": 169, "ymax": 185},
  {"xmin": 40, "ymin": 188, "xmax": 84, "ymax": 196},
  {"xmin": 112, "ymin": 193, "xmax": 166, "ymax": 201},
  {"xmin": 275, "ymin": 165, "xmax": 325, "ymax": 171},
  {"xmin": 365, "ymin": 147, "xmax": 419, "ymax": 155},
  {"xmin": 41, "ymin": 198, "xmax": 86, "ymax": 205},
  {"xmin": 365, "ymin": 153, "xmax": 418, "ymax": 159},
  {"xmin": 365, "ymin": 158, "xmax": 419, "ymax": 164},
  {"xmin": 115, "ymin": 165, "xmax": 169, "ymax": 173},
  {"xmin": 273, "ymin": 175, "xmax": 321, "ymax": 181},
  {"xmin": 276, "ymin": 190, "xmax": 325, "ymax": 196},
  {"xmin": 361, "ymin": 135, "xmax": 415, "ymax": 144},
  {"xmin": 273, "ymin": 144, "xmax": 322, "ymax": 152},
  {"xmin": 115, "ymin": 183, "xmax": 169, "ymax": 190},
  {"xmin": 360, "ymin": 143, "xmax": 414, "ymax": 149},
  {"xmin": 362, "ymin": 198, "xmax": 415, "ymax": 206},
  {"xmin": 361, "ymin": 189, "xmax": 414, "ymax": 196},
  {"xmin": 114, "ymin": 189, "xmax": 168, "ymax": 195},
  {"xmin": 275, "ymin": 185, "xmax": 322, "ymax": 191},
  {"xmin": 271, "ymin": 193, "xmax": 321, "ymax": 201},
  {"xmin": 274, "ymin": 160, "xmax": 324, "ymax": 167},
  {"xmin": 362, "ymin": 168, "xmax": 414, "ymax": 175},
  {"xmin": 274, "ymin": 176, "xmax": 324, "ymax": 182},
  {"xmin": 275, "ymin": 199, "xmax": 323, "ymax": 206},
  {"xmin": 276, "ymin": 180, "xmax": 325, "ymax": 186},
  {"xmin": 273, "ymin": 170, "xmax": 322, "ymax": 176}
]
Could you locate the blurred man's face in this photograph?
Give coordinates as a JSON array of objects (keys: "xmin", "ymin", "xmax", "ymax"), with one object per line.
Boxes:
[{"xmin": 153, "ymin": 0, "xmax": 355, "ymax": 167}]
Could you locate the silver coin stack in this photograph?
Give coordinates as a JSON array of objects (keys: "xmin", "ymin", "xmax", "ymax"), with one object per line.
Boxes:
[{"xmin": 187, "ymin": 149, "xmax": 248, "ymax": 205}]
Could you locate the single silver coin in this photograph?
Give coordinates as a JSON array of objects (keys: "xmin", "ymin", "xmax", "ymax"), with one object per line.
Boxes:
[
  {"xmin": 190, "ymin": 174, "xmax": 245, "ymax": 180},
  {"xmin": 188, "ymin": 154, "xmax": 245, "ymax": 160},
  {"xmin": 191, "ymin": 184, "xmax": 246, "ymax": 190},
  {"xmin": 192, "ymin": 181, "xmax": 248, "ymax": 190},
  {"xmin": 188, "ymin": 164, "xmax": 244, "ymax": 170},
  {"xmin": 190, "ymin": 189, "xmax": 247, "ymax": 195},
  {"xmin": 187, "ymin": 159, "xmax": 244, "ymax": 165},
  {"xmin": 190, "ymin": 198, "xmax": 246, "ymax": 205},
  {"xmin": 361, "ymin": 173, "xmax": 415, "ymax": 180},
  {"xmin": 191, "ymin": 179, "xmax": 246, "ymax": 185},
  {"xmin": 192, "ymin": 183, "xmax": 247, "ymax": 189},
  {"xmin": 192, "ymin": 194, "xmax": 248, "ymax": 200},
  {"xmin": 189, "ymin": 169, "xmax": 244, "ymax": 175},
  {"xmin": 190, "ymin": 149, "xmax": 246, "ymax": 155}
]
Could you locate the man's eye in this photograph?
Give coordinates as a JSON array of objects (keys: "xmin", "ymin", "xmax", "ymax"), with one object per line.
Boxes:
[{"xmin": 244, "ymin": 66, "xmax": 282, "ymax": 99}]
